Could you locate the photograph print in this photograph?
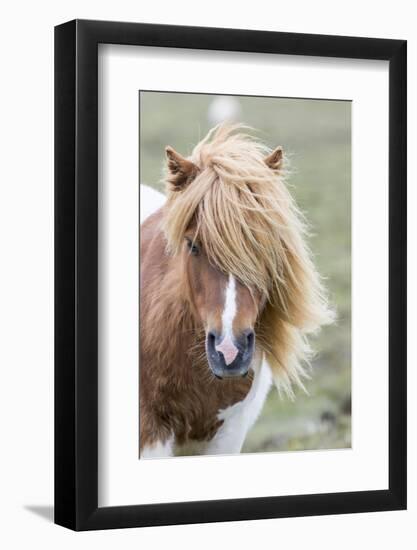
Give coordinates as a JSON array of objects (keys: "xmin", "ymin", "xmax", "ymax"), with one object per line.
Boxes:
[{"xmin": 139, "ymin": 91, "xmax": 351, "ymax": 459}]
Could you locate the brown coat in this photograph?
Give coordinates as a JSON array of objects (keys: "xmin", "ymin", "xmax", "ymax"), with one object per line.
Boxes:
[{"xmin": 139, "ymin": 210, "xmax": 253, "ymax": 451}]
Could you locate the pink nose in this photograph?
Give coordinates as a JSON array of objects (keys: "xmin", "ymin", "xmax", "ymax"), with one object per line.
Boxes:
[{"xmin": 215, "ymin": 335, "xmax": 239, "ymax": 365}]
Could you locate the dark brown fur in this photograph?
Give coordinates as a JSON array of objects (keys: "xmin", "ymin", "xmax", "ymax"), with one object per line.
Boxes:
[{"xmin": 140, "ymin": 210, "xmax": 253, "ymax": 451}]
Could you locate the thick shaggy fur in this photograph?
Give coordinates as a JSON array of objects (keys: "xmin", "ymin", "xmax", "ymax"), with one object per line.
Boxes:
[
  {"xmin": 162, "ymin": 124, "xmax": 334, "ymax": 396},
  {"xmin": 140, "ymin": 210, "xmax": 254, "ymax": 449}
]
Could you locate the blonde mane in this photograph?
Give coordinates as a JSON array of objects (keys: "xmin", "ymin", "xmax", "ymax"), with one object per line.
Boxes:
[{"xmin": 163, "ymin": 124, "xmax": 334, "ymax": 396}]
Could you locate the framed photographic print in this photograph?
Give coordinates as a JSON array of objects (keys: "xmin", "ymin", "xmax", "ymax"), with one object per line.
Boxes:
[{"xmin": 55, "ymin": 19, "xmax": 407, "ymax": 530}]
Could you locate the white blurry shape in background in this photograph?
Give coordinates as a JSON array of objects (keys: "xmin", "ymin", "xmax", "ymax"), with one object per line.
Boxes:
[{"xmin": 207, "ymin": 96, "xmax": 242, "ymax": 126}]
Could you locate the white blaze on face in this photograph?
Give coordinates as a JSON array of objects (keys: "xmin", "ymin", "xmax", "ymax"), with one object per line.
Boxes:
[{"xmin": 215, "ymin": 274, "xmax": 239, "ymax": 365}]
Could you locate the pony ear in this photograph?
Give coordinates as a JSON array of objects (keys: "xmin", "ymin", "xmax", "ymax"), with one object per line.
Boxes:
[
  {"xmin": 165, "ymin": 146, "xmax": 199, "ymax": 191},
  {"xmin": 264, "ymin": 146, "xmax": 284, "ymax": 172}
]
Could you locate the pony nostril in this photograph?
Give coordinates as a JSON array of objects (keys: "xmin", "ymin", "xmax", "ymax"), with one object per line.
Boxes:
[
  {"xmin": 207, "ymin": 331, "xmax": 216, "ymax": 347},
  {"xmin": 207, "ymin": 331, "xmax": 220, "ymax": 360},
  {"xmin": 246, "ymin": 330, "xmax": 255, "ymax": 350}
]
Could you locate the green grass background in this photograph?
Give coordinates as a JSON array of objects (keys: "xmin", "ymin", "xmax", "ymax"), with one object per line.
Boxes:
[{"xmin": 140, "ymin": 91, "xmax": 351, "ymax": 453}]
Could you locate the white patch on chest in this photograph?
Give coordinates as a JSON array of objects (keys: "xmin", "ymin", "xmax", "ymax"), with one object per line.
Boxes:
[
  {"xmin": 205, "ymin": 357, "xmax": 272, "ymax": 455},
  {"xmin": 141, "ymin": 436, "xmax": 173, "ymax": 459}
]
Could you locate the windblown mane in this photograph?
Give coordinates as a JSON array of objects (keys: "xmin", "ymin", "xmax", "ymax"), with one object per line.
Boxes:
[{"xmin": 163, "ymin": 124, "xmax": 334, "ymax": 396}]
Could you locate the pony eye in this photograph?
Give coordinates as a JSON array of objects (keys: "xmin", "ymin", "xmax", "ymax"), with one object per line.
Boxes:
[{"xmin": 185, "ymin": 237, "xmax": 200, "ymax": 256}]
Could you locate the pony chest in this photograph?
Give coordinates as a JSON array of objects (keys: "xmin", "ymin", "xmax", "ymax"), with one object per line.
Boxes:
[
  {"xmin": 205, "ymin": 361, "xmax": 272, "ymax": 454},
  {"xmin": 172, "ymin": 372, "xmax": 254, "ymax": 444},
  {"xmin": 174, "ymin": 361, "xmax": 272, "ymax": 455}
]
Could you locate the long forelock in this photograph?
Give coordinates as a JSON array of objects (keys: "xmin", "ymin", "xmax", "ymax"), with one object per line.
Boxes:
[{"xmin": 163, "ymin": 124, "xmax": 296, "ymax": 299}]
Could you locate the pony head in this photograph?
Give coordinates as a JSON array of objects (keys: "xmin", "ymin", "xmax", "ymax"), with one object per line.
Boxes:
[{"xmin": 162, "ymin": 125, "xmax": 333, "ymax": 392}]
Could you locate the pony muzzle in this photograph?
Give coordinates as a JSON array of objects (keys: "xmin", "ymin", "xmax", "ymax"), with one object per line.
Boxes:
[{"xmin": 206, "ymin": 329, "xmax": 255, "ymax": 379}]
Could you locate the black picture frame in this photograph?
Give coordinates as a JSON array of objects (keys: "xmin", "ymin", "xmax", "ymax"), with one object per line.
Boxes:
[{"xmin": 55, "ymin": 19, "xmax": 407, "ymax": 531}]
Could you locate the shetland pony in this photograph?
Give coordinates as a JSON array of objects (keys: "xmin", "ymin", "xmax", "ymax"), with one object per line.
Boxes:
[{"xmin": 140, "ymin": 125, "xmax": 333, "ymax": 458}]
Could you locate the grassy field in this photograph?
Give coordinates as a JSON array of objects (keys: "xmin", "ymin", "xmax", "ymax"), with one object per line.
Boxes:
[{"xmin": 140, "ymin": 91, "xmax": 351, "ymax": 453}]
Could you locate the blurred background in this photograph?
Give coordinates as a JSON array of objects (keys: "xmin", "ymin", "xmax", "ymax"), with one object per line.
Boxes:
[{"xmin": 140, "ymin": 91, "xmax": 351, "ymax": 453}]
